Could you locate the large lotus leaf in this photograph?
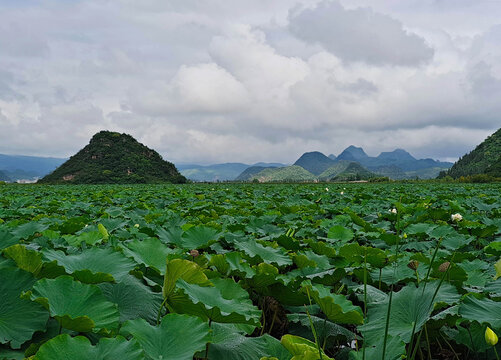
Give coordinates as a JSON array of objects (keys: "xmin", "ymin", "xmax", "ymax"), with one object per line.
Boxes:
[
  {"xmin": 33, "ymin": 334, "xmax": 143, "ymax": 360},
  {"xmin": 339, "ymin": 243, "xmax": 387, "ymax": 268},
  {"xmin": 31, "ymin": 276, "xmax": 119, "ymax": 332},
  {"xmin": 162, "ymin": 259, "xmax": 210, "ymax": 299},
  {"xmin": 99, "ymin": 275, "xmax": 163, "ymax": 324},
  {"xmin": 302, "ymin": 282, "xmax": 363, "ymax": 325},
  {"xmin": 485, "ymin": 278, "xmax": 501, "ymax": 296},
  {"xmin": 235, "ymin": 241, "xmax": 292, "ymax": 267},
  {"xmin": 288, "ymin": 313, "xmax": 356, "ymax": 345},
  {"xmin": 121, "ymin": 238, "xmax": 177, "ymax": 274},
  {"xmin": 3, "ymin": 244, "xmax": 43, "ymax": 276},
  {"xmin": 359, "ymin": 281, "xmax": 460, "ymax": 345},
  {"xmin": 63, "ymin": 231, "xmax": 104, "ymax": 247},
  {"xmin": 178, "ymin": 226, "xmax": 220, "ymax": 249},
  {"xmin": 459, "ymin": 295, "xmax": 501, "ymax": 329},
  {"xmin": 280, "ymin": 334, "xmax": 333, "ymax": 360},
  {"xmin": 456, "ymin": 259, "xmax": 491, "ymax": 287},
  {"xmin": 170, "ymin": 278, "xmax": 261, "ymax": 326},
  {"xmin": 0, "ymin": 230, "xmax": 18, "ymax": 250},
  {"xmin": 121, "ymin": 314, "xmax": 210, "ymax": 360},
  {"xmin": 208, "ymin": 325, "xmax": 290, "ymax": 360},
  {"xmin": 327, "ymin": 225, "xmax": 354, "ymax": 243},
  {"xmin": 443, "ymin": 322, "xmax": 491, "ymax": 353},
  {"xmin": 349, "ymin": 335, "xmax": 406, "ymax": 360},
  {"xmin": 0, "ymin": 268, "xmax": 49, "ymax": 349},
  {"xmin": 224, "ymin": 252, "xmax": 256, "ymax": 278},
  {"xmin": 11, "ymin": 222, "xmax": 49, "ymax": 240},
  {"xmin": 247, "ymin": 263, "xmax": 281, "ymax": 288},
  {"xmin": 42, "ymin": 248, "xmax": 135, "ymax": 283}
]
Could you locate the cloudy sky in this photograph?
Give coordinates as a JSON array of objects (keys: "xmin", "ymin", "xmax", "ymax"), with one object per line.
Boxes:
[{"xmin": 0, "ymin": 0, "xmax": 500, "ymax": 164}]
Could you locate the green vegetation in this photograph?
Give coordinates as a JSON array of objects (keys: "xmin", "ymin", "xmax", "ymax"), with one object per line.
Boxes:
[
  {"xmin": 39, "ymin": 131, "xmax": 186, "ymax": 184},
  {"xmin": 0, "ymin": 170, "xmax": 10, "ymax": 182},
  {"xmin": 0, "ymin": 182, "xmax": 500, "ymax": 359},
  {"xmin": 249, "ymin": 165, "xmax": 317, "ymax": 182},
  {"xmin": 443, "ymin": 128, "xmax": 501, "ymax": 178}
]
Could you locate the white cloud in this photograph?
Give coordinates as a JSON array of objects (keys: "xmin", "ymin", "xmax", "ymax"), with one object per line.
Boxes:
[{"xmin": 0, "ymin": 0, "xmax": 499, "ymax": 164}]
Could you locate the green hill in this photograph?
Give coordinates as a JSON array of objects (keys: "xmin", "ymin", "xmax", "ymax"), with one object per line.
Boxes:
[
  {"xmin": 235, "ymin": 166, "xmax": 278, "ymax": 181},
  {"xmin": 331, "ymin": 162, "xmax": 375, "ymax": 181},
  {"xmin": 39, "ymin": 131, "xmax": 186, "ymax": 184},
  {"xmin": 293, "ymin": 151, "xmax": 336, "ymax": 175},
  {"xmin": 444, "ymin": 128, "xmax": 501, "ymax": 178},
  {"xmin": 249, "ymin": 165, "xmax": 316, "ymax": 182},
  {"xmin": 317, "ymin": 161, "xmax": 352, "ymax": 180}
]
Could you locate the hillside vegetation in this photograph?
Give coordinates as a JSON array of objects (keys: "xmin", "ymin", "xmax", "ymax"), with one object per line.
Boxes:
[
  {"xmin": 39, "ymin": 131, "xmax": 186, "ymax": 184},
  {"xmin": 444, "ymin": 128, "xmax": 501, "ymax": 178}
]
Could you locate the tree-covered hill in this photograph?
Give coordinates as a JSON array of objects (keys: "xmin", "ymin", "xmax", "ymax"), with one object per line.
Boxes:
[
  {"xmin": 39, "ymin": 131, "xmax": 186, "ymax": 184},
  {"xmin": 444, "ymin": 128, "xmax": 501, "ymax": 178}
]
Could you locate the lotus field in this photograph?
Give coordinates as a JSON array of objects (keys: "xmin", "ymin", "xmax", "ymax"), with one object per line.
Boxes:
[{"xmin": 1, "ymin": 183, "xmax": 501, "ymax": 360}]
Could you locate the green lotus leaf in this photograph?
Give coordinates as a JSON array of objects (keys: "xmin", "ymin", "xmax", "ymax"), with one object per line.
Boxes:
[
  {"xmin": 280, "ymin": 334, "xmax": 333, "ymax": 360},
  {"xmin": 0, "ymin": 268, "xmax": 49, "ymax": 349},
  {"xmin": 349, "ymin": 334, "xmax": 406, "ymax": 360},
  {"xmin": 3, "ymin": 244, "xmax": 43, "ymax": 276},
  {"xmin": 209, "ymin": 325, "xmax": 290, "ymax": 360},
  {"xmin": 456, "ymin": 259, "xmax": 491, "ymax": 287},
  {"xmin": 327, "ymin": 225, "xmax": 354, "ymax": 243},
  {"xmin": 359, "ymin": 281, "xmax": 460, "ymax": 345},
  {"xmin": 288, "ymin": 313, "xmax": 356, "ymax": 343},
  {"xmin": 99, "ymin": 275, "xmax": 163, "ymax": 324},
  {"xmin": 121, "ymin": 237, "xmax": 177, "ymax": 274},
  {"xmin": 170, "ymin": 278, "xmax": 261, "ymax": 326},
  {"xmin": 495, "ymin": 258, "xmax": 501, "ymax": 281},
  {"xmin": 178, "ymin": 226, "xmax": 220, "ymax": 249},
  {"xmin": 442, "ymin": 322, "xmax": 491, "ymax": 353},
  {"xmin": 235, "ymin": 241, "xmax": 292, "ymax": 267},
  {"xmin": 0, "ymin": 230, "xmax": 18, "ymax": 250},
  {"xmin": 11, "ymin": 222, "xmax": 49, "ymax": 240},
  {"xmin": 63, "ymin": 231, "xmax": 104, "ymax": 247},
  {"xmin": 302, "ymin": 282, "xmax": 363, "ymax": 325},
  {"xmin": 33, "ymin": 334, "xmax": 143, "ymax": 360},
  {"xmin": 121, "ymin": 314, "xmax": 210, "ymax": 360},
  {"xmin": 162, "ymin": 258, "xmax": 210, "ymax": 299},
  {"xmin": 459, "ymin": 295, "xmax": 501, "ymax": 329},
  {"xmin": 247, "ymin": 263, "xmax": 281, "ymax": 288},
  {"xmin": 31, "ymin": 276, "xmax": 119, "ymax": 332},
  {"xmin": 42, "ymin": 248, "xmax": 135, "ymax": 283}
]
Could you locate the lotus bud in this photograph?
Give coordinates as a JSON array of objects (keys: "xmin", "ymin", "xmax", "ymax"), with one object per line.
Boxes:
[
  {"xmin": 190, "ymin": 249, "xmax": 200, "ymax": 258},
  {"xmin": 485, "ymin": 327, "xmax": 498, "ymax": 346},
  {"xmin": 451, "ymin": 213, "xmax": 463, "ymax": 222},
  {"xmin": 340, "ymin": 191, "xmax": 344, "ymax": 195},
  {"xmin": 438, "ymin": 261, "xmax": 450, "ymax": 272},
  {"xmin": 403, "ymin": 233, "xmax": 407, "ymax": 239},
  {"xmin": 325, "ymin": 187, "xmax": 329, "ymax": 191},
  {"xmin": 134, "ymin": 223, "xmax": 140, "ymax": 228},
  {"xmin": 407, "ymin": 260, "xmax": 419, "ymax": 271}
]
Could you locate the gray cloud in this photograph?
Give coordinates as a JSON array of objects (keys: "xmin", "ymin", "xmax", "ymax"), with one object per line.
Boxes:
[
  {"xmin": 0, "ymin": 0, "xmax": 499, "ymax": 164},
  {"xmin": 289, "ymin": 1, "xmax": 434, "ymax": 66}
]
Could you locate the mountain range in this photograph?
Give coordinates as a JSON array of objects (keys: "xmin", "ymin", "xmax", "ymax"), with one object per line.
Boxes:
[{"xmin": 1, "ymin": 142, "xmax": 454, "ymax": 183}]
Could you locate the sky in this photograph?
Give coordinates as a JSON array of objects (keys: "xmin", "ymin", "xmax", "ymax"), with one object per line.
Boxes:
[{"xmin": 0, "ymin": 0, "xmax": 500, "ymax": 164}]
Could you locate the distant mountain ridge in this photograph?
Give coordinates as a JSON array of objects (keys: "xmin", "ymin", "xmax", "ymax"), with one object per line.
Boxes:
[
  {"xmin": 0, "ymin": 154, "xmax": 66, "ymax": 181},
  {"xmin": 442, "ymin": 128, "xmax": 501, "ymax": 178},
  {"xmin": 39, "ymin": 131, "xmax": 186, "ymax": 184}
]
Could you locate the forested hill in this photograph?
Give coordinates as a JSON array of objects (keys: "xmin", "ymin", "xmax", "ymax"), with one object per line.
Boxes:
[
  {"xmin": 39, "ymin": 131, "xmax": 186, "ymax": 184},
  {"xmin": 444, "ymin": 128, "xmax": 501, "ymax": 178}
]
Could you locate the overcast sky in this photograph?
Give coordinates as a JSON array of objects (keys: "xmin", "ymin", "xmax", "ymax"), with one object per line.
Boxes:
[{"xmin": 0, "ymin": 0, "xmax": 500, "ymax": 164}]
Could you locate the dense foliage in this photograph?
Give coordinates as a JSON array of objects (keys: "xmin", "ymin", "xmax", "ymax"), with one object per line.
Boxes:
[
  {"xmin": 444, "ymin": 128, "xmax": 501, "ymax": 179},
  {"xmin": 39, "ymin": 131, "xmax": 186, "ymax": 184},
  {"xmin": 0, "ymin": 183, "xmax": 500, "ymax": 359}
]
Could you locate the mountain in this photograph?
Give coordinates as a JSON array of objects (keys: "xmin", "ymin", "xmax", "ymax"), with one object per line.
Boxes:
[
  {"xmin": 328, "ymin": 154, "xmax": 337, "ymax": 161},
  {"xmin": 376, "ymin": 149, "xmax": 415, "ymax": 162},
  {"xmin": 317, "ymin": 161, "xmax": 354, "ymax": 181},
  {"xmin": 178, "ymin": 162, "xmax": 286, "ymax": 181},
  {"xmin": 248, "ymin": 165, "xmax": 316, "ymax": 182},
  {"xmin": 178, "ymin": 163, "xmax": 249, "ymax": 182},
  {"xmin": 331, "ymin": 162, "xmax": 375, "ymax": 181},
  {"xmin": 235, "ymin": 166, "xmax": 278, "ymax": 181},
  {"xmin": 444, "ymin": 128, "xmax": 501, "ymax": 178},
  {"xmin": 293, "ymin": 151, "xmax": 336, "ymax": 175},
  {"xmin": 0, "ymin": 170, "xmax": 10, "ymax": 182},
  {"xmin": 337, "ymin": 146, "xmax": 369, "ymax": 161},
  {"xmin": 0, "ymin": 154, "xmax": 66, "ymax": 181},
  {"xmin": 39, "ymin": 131, "xmax": 186, "ymax": 184}
]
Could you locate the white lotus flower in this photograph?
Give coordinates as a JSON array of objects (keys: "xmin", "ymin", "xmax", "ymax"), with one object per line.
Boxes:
[
  {"xmin": 325, "ymin": 187, "xmax": 329, "ymax": 192},
  {"xmin": 390, "ymin": 208, "xmax": 397, "ymax": 214},
  {"xmin": 340, "ymin": 191, "xmax": 344, "ymax": 195},
  {"xmin": 134, "ymin": 223, "xmax": 140, "ymax": 228},
  {"xmin": 451, "ymin": 213, "xmax": 463, "ymax": 222}
]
